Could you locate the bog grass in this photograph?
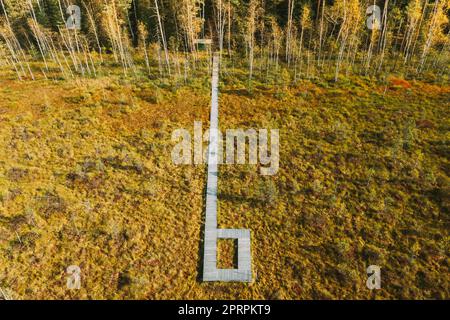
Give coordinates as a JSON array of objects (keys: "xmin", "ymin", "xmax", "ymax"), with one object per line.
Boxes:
[{"xmin": 0, "ymin": 62, "xmax": 449, "ymax": 299}]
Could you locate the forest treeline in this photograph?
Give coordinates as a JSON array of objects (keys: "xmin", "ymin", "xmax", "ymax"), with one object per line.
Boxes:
[{"xmin": 0, "ymin": 0, "xmax": 449, "ymax": 81}]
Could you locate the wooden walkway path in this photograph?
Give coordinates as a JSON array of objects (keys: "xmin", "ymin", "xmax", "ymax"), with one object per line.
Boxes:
[{"xmin": 202, "ymin": 53, "xmax": 252, "ymax": 282}]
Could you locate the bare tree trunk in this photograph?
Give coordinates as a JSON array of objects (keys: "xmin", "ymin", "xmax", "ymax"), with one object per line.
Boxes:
[
  {"xmin": 154, "ymin": 0, "xmax": 171, "ymax": 75},
  {"xmin": 375, "ymin": 2, "xmax": 391, "ymax": 73},
  {"xmin": 83, "ymin": 2, "xmax": 103, "ymax": 62},
  {"xmin": 215, "ymin": 0, "xmax": 226, "ymax": 59},
  {"xmin": 418, "ymin": 0, "xmax": 440, "ymax": 73},
  {"xmin": 409, "ymin": 0, "xmax": 429, "ymax": 65},
  {"xmin": 318, "ymin": 0, "xmax": 325, "ymax": 66},
  {"xmin": 285, "ymin": 0, "xmax": 295, "ymax": 65},
  {"xmin": 227, "ymin": 0, "xmax": 232, "ymax": 57},
  {"xmin": 247, "ymin": 0, "xmax": 258, "ymax": 81},
  {"xmin": 0, "ymin": 0, "xmax": 34, "ymax": 80}
]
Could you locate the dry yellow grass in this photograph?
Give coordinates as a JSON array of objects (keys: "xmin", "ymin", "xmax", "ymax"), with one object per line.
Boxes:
[{"xmin": 0, "ymin": 67, "xmax": 449, "ymax": 299}]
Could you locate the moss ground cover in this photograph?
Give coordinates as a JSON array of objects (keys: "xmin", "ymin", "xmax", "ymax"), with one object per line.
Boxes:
[{"xmin": 0, "ymin": 66, "xmax": 448, "ymax": 299}]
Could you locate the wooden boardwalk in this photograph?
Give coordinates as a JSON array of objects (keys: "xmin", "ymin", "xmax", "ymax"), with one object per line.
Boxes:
[{"xmin": 202, "ymin": 53, "xmax": 252, "ymax": 282}]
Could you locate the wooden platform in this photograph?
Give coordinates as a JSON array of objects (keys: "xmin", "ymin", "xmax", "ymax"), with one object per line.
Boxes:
[{"xmin": 202, "ymin": 53, "xmax": 252, "ymax": 282}]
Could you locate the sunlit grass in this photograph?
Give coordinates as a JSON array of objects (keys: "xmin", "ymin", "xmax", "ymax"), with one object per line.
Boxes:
[{"xmin": 0, "ymin": 64, "xmax": 448, "ymax": 299}]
